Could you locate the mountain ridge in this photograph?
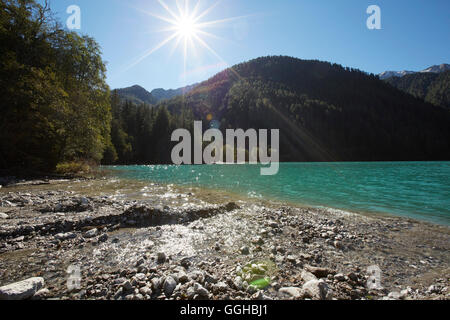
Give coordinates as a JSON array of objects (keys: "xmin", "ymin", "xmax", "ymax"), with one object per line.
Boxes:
[
  {"xmin": 379, "ymin": 63, "xmax": 450, "ymax": 80},
  {"xmin": 149, "ymin": 56, "xmax": 450, "ymax": 162},
  {"xmin": 151, "ymin": 84, "xmax": 198, "ymax": 102},
  {"xmin": 114, "ymin": 84, "xmax": 197, "ymax": 105},
  {"xmin": 115, "ymin": 85, "xmax": 156, "ymax": 105}
]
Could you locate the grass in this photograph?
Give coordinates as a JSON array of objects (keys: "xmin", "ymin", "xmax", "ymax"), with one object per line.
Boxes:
[{"xmin": 237, "ymin": 260, "xmax": 278, "ymax": 290}]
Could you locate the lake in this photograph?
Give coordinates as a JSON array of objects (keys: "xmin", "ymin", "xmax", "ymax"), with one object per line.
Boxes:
[{"xmin": 106, "ymin": 162, "xmax": 450, "ymax": 226}]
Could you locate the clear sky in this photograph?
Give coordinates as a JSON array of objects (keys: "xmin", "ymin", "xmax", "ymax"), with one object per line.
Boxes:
[{"xmin": 44, "ymin": 0, "xmax": 450, "ymax": 91}]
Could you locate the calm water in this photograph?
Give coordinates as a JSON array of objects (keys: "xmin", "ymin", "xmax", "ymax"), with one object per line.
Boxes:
[{"xmin": 106, "ymin": 162, "xmax": 450, "ymax": 226}]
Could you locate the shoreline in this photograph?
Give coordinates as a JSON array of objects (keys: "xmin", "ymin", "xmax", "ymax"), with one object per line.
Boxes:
[
  {"xmin": 104, "ymin": 163, "xmax": 450, "ymax": 227},
  {"xmin": 0, "ymin": 174, "xmax": 434, "ymax": 227},
  {"xmin": 0, "ymin": 177, "xmax": 449, "ymax": 300}
]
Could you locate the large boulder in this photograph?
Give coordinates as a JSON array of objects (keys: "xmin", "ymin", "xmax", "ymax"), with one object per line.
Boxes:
[{"xmin": 0, "ymin": 277, "xmax": 45, "ymax": 300}]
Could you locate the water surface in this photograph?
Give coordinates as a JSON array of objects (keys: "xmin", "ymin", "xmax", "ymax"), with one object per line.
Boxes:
[{"xmin": 106, "ymin": 162, "xmax": 450, "ymax": 226}]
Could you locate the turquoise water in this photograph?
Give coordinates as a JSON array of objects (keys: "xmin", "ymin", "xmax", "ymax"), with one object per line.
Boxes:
[{"xmin": 106, "ymin": 162, "xmax": 450, "ymax": 226}]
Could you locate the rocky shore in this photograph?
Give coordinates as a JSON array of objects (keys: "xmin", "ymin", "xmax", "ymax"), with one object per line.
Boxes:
[{"xmin": 0, "ymin": 178, "xmax": 448, "ymax": 300}]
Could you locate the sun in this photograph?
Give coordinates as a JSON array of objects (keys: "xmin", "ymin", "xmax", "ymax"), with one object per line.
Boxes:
[
  {"xmin": 125, "ymin": 0, "xmax": 250, "ymax": 75},
  {"xmin": 175, "ymin": 16, "xmax": 198, "ymax": 39}
]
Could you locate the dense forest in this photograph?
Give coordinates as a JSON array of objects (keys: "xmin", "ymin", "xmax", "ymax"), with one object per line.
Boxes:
[
  {"xmin": 127, "ymin": 56, "xmax": 449, "ymax": 163},
  {"xmin": 1, "ymin": 1, "xmax": 449, "ymax": 174},
  {"xmin": 385, "ymin": 71, "xmax": 450, "ymax": 109},
  {"xmin": 105, "ymin": 90, "xmax": 195, "ymax": 165},
  {"xmin": 0, "ymin": 0, "xmax": 112, "ymax": 173}
]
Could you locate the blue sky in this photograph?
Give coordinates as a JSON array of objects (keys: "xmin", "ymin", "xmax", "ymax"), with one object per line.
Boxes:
[{"xmin": 44, "ymin": 0, "xmax": 450, "ymax": 91}]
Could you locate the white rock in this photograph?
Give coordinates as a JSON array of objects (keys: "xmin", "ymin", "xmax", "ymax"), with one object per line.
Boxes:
[
  {"xmin": 186, "ymin": 286, "xmax": 196, "ymax": 299},
  {"xmin": 233, "ymin": 276, "xmax": 243, "ymax": 290},
  {"xmin": 139, "ymin": 286, "xmax": 152, "ymax": 296},
  {"xmin": 214, "ymin": 282, "xmax": 228, "ymax": 292},
  {"xmin": 83, "ymin": 228, "xmax": 98, "ymax": 238},
  {"xmin": 0, "ymin": 277, "xmax": 45, "ymax": 300},
  {"xmin": 0, "ymin": 213, "xmax": 8, "ymax": 219},
  {"xmin": 177, "ymin": 271, "xmax": 189, "ymax": 283},
  {"xmin": 32, "ymin": 288, "xmax": 50, "ymax": 300},
  {"xmin": 252, "ymin": 290, "xmax": 273, "ymax": 300},
  {"xmin": 54, "ymin": 232, "xmax": 76, "ymax": 241},
  {"xmin": 188, "ymin": 270, "xmax": 204, "ymax": 283},
  {"xmin": 301, "ymin": 270, "xmax": 318, "ymax": 283},
  {"xmin": 12, "ymin": 236, "xmax": 24, "ymax": 242},
  {"xmin": 388, "ymin": 291, "xmax": 402, "ymax": 300},
  {"xmin": 279, "ymin": 287, "xmax": 304, "ymax": 299},
  {"xmin": 302, "ymin": 279, "xmax": 333, "ymax": 300},
  {"xmin": 1, "ymin": 200, "xmax": 15, "ymax": 207},
  {"xmin": 134, "ymin": 273, "xmax": 146, "ymax": 282},
  {"xmin": 427, "ymin": 285, "xmax": 440, "ymax": 294},
  {"xmin": 401, "ymin": 287, "xmax": 412, "ymax": 297}
]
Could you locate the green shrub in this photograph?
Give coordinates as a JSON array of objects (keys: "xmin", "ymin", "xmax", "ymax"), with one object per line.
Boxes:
[{"xmin": 55, "ymin": 161, "xmax": 92, "ymax": 176}]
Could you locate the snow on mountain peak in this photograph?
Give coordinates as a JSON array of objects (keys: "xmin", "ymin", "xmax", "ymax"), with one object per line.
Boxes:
[{"xmin": 379, "ymin": 63, "xmax": 449, "ymax": 79}]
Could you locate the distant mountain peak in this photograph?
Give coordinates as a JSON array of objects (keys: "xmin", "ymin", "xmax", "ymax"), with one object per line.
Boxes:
[
  {"xmin": 150, "ymin": 84, "xmax": 197, "ymax": 102},
  {"xmin": 114, "ymin": 84, "xmax": 197, "ymax": 105},
  {"xmin": 421, "ymin": 63, "xmax": 450, "ymax": 74},
  {"xmin": 129, "ymin": 84, "xmax": 146, "ymax": 89},
  {"xmin": 379, "ymin": 70, "xmax": 415, "ymax": 80},
  {"xmin": 114, "ymin": 85, "xmax": 156, "ymax": 105},
  {"xmin": 379, "ymin": 63, "xmax": 449, "ymax": 79}
]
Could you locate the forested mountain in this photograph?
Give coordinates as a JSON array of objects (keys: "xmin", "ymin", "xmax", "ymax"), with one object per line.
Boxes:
[
  {"xmin": 0, "ymin": 0, "xmax": 112, "ymax": 173},
  {"xmin": 115, "ymin": 85, "xmax": 157, "ymax": 105},
  {"xmin": 115, "ymin": 84, "xmax": 198, "ymax": 106},
  {"xmin": 385, "ymin": 71, "xmax": 450, "ymax": 109},
  {"xmin": 151, "ymin": 84, "xmax": 197, "ymax": 102},
  {"xmin": 142, "ymin": 56, "xmax": 449, "ymax": 163}
]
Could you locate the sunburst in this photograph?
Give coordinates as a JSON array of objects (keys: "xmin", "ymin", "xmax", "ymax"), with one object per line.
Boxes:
[{"xmin": 126, "ymin": 0, "xmax": 249, "ymax": 77}]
